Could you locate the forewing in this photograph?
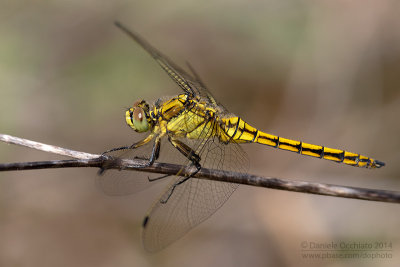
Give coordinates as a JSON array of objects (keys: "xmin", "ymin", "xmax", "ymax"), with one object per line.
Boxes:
[
  {"xmin": 116, "ymin": 22, "xmax": 196, "ymax": 97},
  {"xmin": 116, "ymin": 22, "xmax": 228, "ymax": 112}
]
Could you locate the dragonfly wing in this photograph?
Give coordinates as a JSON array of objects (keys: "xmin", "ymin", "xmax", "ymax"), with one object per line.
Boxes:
[
  {"xmin": 186, "ymin": 62, "xmax": 229, "ymax": 113},
  {"xmin": 96, "ymin": 146, "xmax": 156, "ymax": 195},
  {"xmin": 142, "ymin": 175, "xmax": 238, "ymax": 252},
  {"xmin": 97, "ymin": 168, "xmax": 154, "ymax": 196},
  {"xmin": 116, "ymin": 22, "xmax": 228, "ymax": 112},
  {"xmin": 142, "ymin": 134, "xmax": 249, "ymax": 252},
  {"xmin": 115, "ymin": 22, "xmax": 198, "ymax": 98}
]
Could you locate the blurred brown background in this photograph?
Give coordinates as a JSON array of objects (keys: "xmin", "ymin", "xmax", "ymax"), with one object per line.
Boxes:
[{"xmin": 0, "ymin": 1, "xmax": 399, "ymax": 266}]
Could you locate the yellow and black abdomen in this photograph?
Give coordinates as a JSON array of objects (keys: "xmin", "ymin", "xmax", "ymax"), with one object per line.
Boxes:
[{"xmin": 221, "ymin": 117, "xmax": 385, "ymax": 169}]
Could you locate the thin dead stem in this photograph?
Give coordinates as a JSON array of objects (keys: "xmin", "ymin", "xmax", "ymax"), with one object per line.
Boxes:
[{"xmin": 0, "ymin": 134, "xmax": 398, "ymax": 203}]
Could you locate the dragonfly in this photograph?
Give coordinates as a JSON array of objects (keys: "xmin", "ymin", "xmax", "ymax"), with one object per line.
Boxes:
[{"xmin": 99, "ymin": 22, "xmax": 385, "ymax": 252}]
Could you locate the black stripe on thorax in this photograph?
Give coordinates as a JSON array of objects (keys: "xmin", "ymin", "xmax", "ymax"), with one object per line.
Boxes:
[
  {"xmin": 161, "ymin": 99, "xmax": 196, "ymax": 121},
  {"xmin": 163, "ymin": 105, "xmax": 175, "ymax": 114}
]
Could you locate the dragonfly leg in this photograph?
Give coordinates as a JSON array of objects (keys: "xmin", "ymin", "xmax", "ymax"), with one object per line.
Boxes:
[
  {"xmin": 160, "ymin": 176, "xmax": 190, "ymax": 204},
  {"xmin": 159, "ymin": 137, "xmax": 202, "ymax": 204},
  {"xmin": 168, "ymin": 137, "xmax": 201, "ymax": 167},
  {"xmin": 145, "ymin": 137, "xmax": 170, "ymax": 181},
  {"xmin": 135, "ymin": 135, "xmax": 161, "ymax": 168},
  {"xmin": 100, "ymin": 134, "xmax": 156, "ymax": 173},
  {"xmin": 148, "ymin": 174, "xmax": 170, "ymax": 182},
  {"xmin": 101, "ymin": 146, "xmax": 130, "ymax": 155},
  {"xmin": 148, "ymin": 156, "xmax": 201, "ymax": 184},
  {"xmin": 102, "ymin": 133, "xmax": 155, "ymax": 156},
  {"xmin": 159, "ymin": 167, "xmax": 199, "ymax": 204}
]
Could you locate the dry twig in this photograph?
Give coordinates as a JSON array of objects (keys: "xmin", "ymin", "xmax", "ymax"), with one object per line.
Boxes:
[{"xmin": 0, "ymin": 134, "xmax": 398, "ymax": 203}]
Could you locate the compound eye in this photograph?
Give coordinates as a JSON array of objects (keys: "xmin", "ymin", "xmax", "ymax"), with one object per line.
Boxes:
[
  {"xmin": 131, "ymin": 107, "xmax": 149, "ymax": 132},
  {"xmin": 125, "ymin": 100, "xmax": 150, "ymax": 132},
  {"xmin": 133, "ymin": 107, "xmax": 144, "ymax": 122}
]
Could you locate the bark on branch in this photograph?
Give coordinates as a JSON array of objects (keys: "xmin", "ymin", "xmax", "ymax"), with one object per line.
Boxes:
[{"xmin": 0, "ymin": 134, "xmax": 398, "ymax": 203}]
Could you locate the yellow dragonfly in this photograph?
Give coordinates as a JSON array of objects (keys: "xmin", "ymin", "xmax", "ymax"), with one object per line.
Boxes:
[{"xmin": 99, "ymin": 22, "xmax": 385, "ymax": 252}]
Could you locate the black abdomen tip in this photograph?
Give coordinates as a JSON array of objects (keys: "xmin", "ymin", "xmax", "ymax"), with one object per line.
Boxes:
[{"xmin": 374, "ymin": 160, "xmax": 385, "ymax": 168}]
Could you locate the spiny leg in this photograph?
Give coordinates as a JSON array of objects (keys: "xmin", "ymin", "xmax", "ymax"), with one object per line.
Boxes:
[
  {"xmin": 160, "ymin": 175, "xmax": 193, "ymax": 204},
  {"xmin": 101, "ymin": 145, "xmax": 130, "ymax": 155},
  {"xmin": 137, "ymin": 135, "xmax": 161, "ymax": 168},
  {"xmin": 148, "ymin": 174, "xmax": 170, "ymax": 182},
  {"xmin": 99, "ymin": 134, "xmax": 156, "ymax": 174},
  {"xmin": 149, "ymin": 137, "xmax": 202, "ymax": 183},
  {"xmin": 159, "ymin": 137, "xmax": 202, "ymax": 204},
  {"xmin": 144, "ymin": 136, "xmax": 174, "ymax": 181},
  {"xmin": 102, "ymin": 134, "xmax": 155, "ymax": 156}
]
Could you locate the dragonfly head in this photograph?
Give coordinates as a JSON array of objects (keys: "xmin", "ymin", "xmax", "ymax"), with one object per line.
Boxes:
[{"xmin": 126, "ymin": 100, "xmax": 152, "ymax": 132}]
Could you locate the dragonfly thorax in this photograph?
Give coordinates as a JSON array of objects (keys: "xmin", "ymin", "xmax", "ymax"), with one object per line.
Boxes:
[{"xmin": 125, "ymin": 100, "xmax": 153, "ymax": 133}]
